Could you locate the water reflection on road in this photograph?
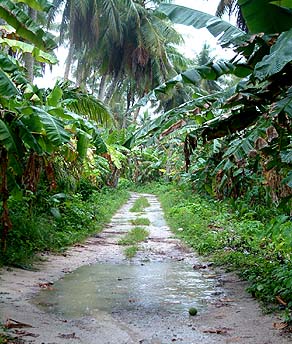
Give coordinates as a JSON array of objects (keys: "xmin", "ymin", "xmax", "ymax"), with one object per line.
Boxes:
[{"xmin": 34, "ymin": 261, "xmax": 215, "ymax": 318}]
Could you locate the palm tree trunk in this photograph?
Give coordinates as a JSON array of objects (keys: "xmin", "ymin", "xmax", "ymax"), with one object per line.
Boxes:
[
  {"xmin": 23, "ymin": 8, "xmax": 37, "ymax": 82},
  {"xmin": 104, "ymin": 71, "xmax": 122, "ymax": 104},
  {"xmin": 64, "ymin": 42, "xmax": 74, "ymax": 80},
  {"xmin": 98, "ymin": 74, "xmax": 108, "ymax": 100},
  {"xmin": 75, "ymin": 58, "xmax": 84, "ymax": 87}
]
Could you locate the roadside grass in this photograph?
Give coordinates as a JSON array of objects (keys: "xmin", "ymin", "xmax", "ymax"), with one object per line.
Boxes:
[
  {"xmin": 0, "ymin": 188, "xmax": 130, "ymax": 267},
  {"xmin": 130, "ymin": 217, "xmax": 150, "ymax": 226},
  {"xmin": 140, "ymin": 182, "xmax": 292, "ymax": 321},
  {"xmin": 124, "ymin": 246, "xmax": 139, "ymax": 258},
  {"xmin": 118, "ymin": 227, "xmax": 149, "ymax": 245},
  {"xmin": 130, "ymin": 197, "xmax": 150, "ymax": 212},
  {"xmin": 0, "ymin": 331, "xmax": 13, "ymax": 344}
]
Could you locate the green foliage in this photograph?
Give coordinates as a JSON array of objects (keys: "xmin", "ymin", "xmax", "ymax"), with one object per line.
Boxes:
[
  {"xmin": 155, "ymin": 183, "xmax": 292, "ymax": 318},
  {"xmin": 118, "ymin": 227, "xmax": 149, "ymax": 245},
  {"xmin": 130, "ymin": 197, "xmax": 150, "ymax": 212},
  {"xmin": 124, "ymin": 245, "xmax": 139, "ymax": 259},
  {"xmin": 158, "ymin": 3, "xmax": 246, "ymax": 47},
  {"xmin": 0, "ymin": 0, "xmax": 57, "ymax": 51},
  {"xmin": 0, "ymin": 188, "xmax": 129, "ymax": 266},
  {"xmin": 130, "ymin": 217, "xmax": 150, "ymax": 226}
]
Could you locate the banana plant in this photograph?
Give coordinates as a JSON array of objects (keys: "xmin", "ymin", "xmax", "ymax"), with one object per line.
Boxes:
[
  {"xmin": 130, "ymin": 1, "xmax": 292, "ymax": 204},
  {"xmin": 0, "ymin": 0, "xmax": 56, "ymax": 51}
]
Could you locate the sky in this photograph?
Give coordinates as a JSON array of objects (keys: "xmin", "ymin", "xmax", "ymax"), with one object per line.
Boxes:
[
  {"xmin": 173, "ymin": 0, "xmax": 235, "ymax": 59},
  {"xmin": 36, "ymin": 0, "xmax": 235, "ymax": 88}
]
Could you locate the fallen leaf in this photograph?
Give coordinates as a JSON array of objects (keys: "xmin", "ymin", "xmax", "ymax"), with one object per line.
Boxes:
[
  {"xmin": 203, "ymin": 327, "xmax": 232, "ymax": 335},
  {"xmin": 219, "ymin": 298, "xmax": 235, "ymax": 303},
  {"xmin": 14, "ymin": 329, "xmax": 39, "ymax": 337},
  {"xmin": 58, "ymin": 332, "xmax": 80, "ymax": 339},
  {"xmin": 273, "ymin": 322, "xmax": 288, "ymax": 330},
  {"xmin": 4, "ymin": 318, "xmax": 33, "ymax": 329},
  {"xmin": 275, "ymin": 296, "xmax": 287, "ymax": 306},
  {"xmin": 38, "ymin": 282, "xmax": 54, "ymax": 290}
]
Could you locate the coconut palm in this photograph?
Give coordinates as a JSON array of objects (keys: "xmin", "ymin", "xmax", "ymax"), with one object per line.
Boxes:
[
  {"xmin": 49, "ymin": 0, "xmax": 182, "ymax": 107},
  {"xmin": 216, "ymin": 0, "xmax": 247, "ymax": 31}
]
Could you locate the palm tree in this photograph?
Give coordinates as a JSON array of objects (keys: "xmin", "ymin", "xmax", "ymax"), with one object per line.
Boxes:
[
  {"xmin": 195, "ymin": 43, "xmax": 221, "ymax": 93},
  {"xmin": 49, "ymin": 0, "xmax": 182, "ymax": 108},
  {"xmin": 216, "ymin": 0, "xmax": 247, "ymax": 31}
]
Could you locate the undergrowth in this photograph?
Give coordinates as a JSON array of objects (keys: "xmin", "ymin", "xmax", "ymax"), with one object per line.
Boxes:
[
  {"xmin": 124, "ymin": 245, "xmax": 139, "ymax": 258},
  {"xmin": 0, "ymin": 188, "xmax": 129, "ymax": 267},
  {"xmin": 118, "ymin": 227, "xmax": 149, "ymax": 245},
  {"xmin": 130, "ymin": 217, "xmax": 150, "ymax": 226},
  {"xmin": 137, "ymin": 182, "xmax": 292, "ymax": 322},
  {"xmin": 130, "ymin": 197, "xmax": 150, "ymax": 212}
]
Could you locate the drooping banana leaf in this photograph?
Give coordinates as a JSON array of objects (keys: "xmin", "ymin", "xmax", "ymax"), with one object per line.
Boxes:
[
  {"xmin": 270, "ymin": 0, "xmax": 292, "ymax": 10},
  {"xmin": 0, "ymin": 0, "xmax": 57, "ymax": 51},
  {"xmin": 157, "ymin": 3, "xmax": 247, "ymax": 48},
  {"xmin": 76, "ymin": 129, "xmax": 91, "ymax": 161},
  {"xmin": 254, "ymin": 28, "xmax": 292, "ymax": 80},
  {"xmin": 13, "ymin": 0, "xmax": 53, "ymax": 12},
  {"xmin": 239, "ymin": 0, "xmax": 292, "ymax": 34},
  {"xmin": 0, "ymin": 67, "xmax": 19, "ymax": 98},
  {"xmin": 0, "ymin": 38, "xmax": 58, "ymax": 64},
  {"xmin": 0, "ymin": 119, "xmax": 18, "ymax": 151},
  {"xmin": 199, "ymin": 107, "xmax": 260, "ymax": 141},
  {"xmin": 0, "ymin": 52, "xmax": 21, "ymax": 73},
  {"xmin": 16, "ymin": 119, "xmax": 42, "ymax": 153},
  {"xmin": 59, "ymin": 83, "xmax": 113, "ymax": 127},
  {"xmin": 21, "ymin": 106, "xmax": 71, "ymax": 146},
  {"xmin": 272, "ymin": 87, "xmax": 292, "ymax": 118},
  {"xmin": 133, "ymin": 59, "xmax": 251, "ymax": 109}
]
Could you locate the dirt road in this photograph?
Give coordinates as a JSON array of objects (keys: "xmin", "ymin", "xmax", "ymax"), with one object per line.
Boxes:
[{"xmin": 0, "ymin": 193, "xmax": 290, "ymax": 343}]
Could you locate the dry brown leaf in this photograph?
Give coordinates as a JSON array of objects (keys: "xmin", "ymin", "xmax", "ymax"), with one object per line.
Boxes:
[
  {"xmin": 4, "ymin": 318, "xmax": 33, "ymax": 329},
  {"xmin": 14, "ymin": 329, "xmax": 39, "ymax": 337},
  {"xmin": 275, "ymin": 295, "xmax": 287, "ymax": 306},
  {"xmin": 273, "ymin": 322, "xmax": 288, "ymax": 330},
  {"xmin": 203, "ymin": 327, "xmax": 231, "ymax": 334},
  {"xmin": 38, "ymin": 282, "xmax": 54, "ymax": 290},
  {"xmin": 58, "ymin": 332, "xmax": 80, "ymax": 339},
  {"xmin": 219, "ymin": 298, "xmax": 235, "ymax": 303}
]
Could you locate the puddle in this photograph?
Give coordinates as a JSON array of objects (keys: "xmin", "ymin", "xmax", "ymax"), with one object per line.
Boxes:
[{"xmin": 34, "ymin": 261, "xmax": 216, "ymax": 318}]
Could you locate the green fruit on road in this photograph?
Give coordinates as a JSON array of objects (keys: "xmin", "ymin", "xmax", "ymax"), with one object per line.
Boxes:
[{"xmin": 188, "ymin": 307, "xmax": 198, "ymax": 316}]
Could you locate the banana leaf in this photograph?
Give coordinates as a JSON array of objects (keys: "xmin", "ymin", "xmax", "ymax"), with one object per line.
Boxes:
[
  {"xmin": 158, "ymin": 3, "xmax": 247, "ymax": 48},
  {"xmin": 0, "ymin": 0, "xmax": 57, "ymax": 51}
]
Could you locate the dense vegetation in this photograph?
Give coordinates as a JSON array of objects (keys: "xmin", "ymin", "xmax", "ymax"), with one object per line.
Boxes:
[{"xmin": 0, "ymin": 0, "xmax": 291, "ymax": 322}]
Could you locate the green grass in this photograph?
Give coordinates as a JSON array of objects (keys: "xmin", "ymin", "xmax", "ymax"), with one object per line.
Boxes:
[
  {"xmin": 118, "ymin": 227, "xmax": 149, "ymax": 245},
  {"xmin": 130, "ymin": 197, "xmax": 150, "ymax": 212},
  {"xmin": 0, "ymin": 188, "xmax": 130, "ymax": 267},
  {"xmin": 124, "ymin": 246, "xmax": 139, "ymax": 258},
  {"xmin": 130, "ymin": 217, "xmax": 150, "ymax": 226},
  {"xmin": 0, "ymin": 331, "xmax": 13, "ymax": 344}
]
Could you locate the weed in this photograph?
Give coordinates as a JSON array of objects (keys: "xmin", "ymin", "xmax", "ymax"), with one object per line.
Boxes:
[
  {"xmin": 124, "ymin": 246, "xmax": 139, "ymax": 258},
  {"xmin": 118, "ymin": 227, "xmax": 149, "ymax": 245},
  {"xmin": 130, "ymin": 197, "xmax": 150, "ymax": 212},
  {"xmin": 130, "ymin": 217, "xmax": 150, "ymax": 226},
  {"xmin": 0, "ymin": 188, "xmax": 129, "ymax": 266}
]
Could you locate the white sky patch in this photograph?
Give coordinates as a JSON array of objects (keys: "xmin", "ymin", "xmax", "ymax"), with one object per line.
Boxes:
[{"xmin": 173, "ymin": 0, "xmax": 236, "ymax": 60}]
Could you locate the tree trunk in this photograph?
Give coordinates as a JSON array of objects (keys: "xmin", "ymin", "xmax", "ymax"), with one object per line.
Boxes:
[
  {"xmin": 104, "ymin": 71, "xmax": 122, "ymax": 104},
  {"xmin": 98, "ymin": 74, "xmax": 108, "ymax": 100},
  {"xmin": 23, "ymin": 8, "xmax": 37, "ymax": 82},
  {"xmin": 64, "ymin": 42, "xmax": 74, "ymax": 81}
]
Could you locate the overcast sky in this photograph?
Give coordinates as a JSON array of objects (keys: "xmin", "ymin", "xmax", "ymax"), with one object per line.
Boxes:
[
  {"xmin": 173, "ymin": 0, "xmax": 235, "ymax": 59},
  {"xmin": 36, "ymin": 0, "xmax": 234, "ymax": 87}
]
